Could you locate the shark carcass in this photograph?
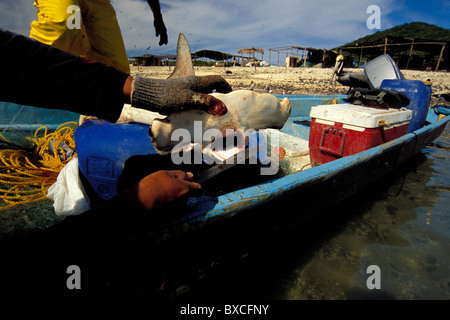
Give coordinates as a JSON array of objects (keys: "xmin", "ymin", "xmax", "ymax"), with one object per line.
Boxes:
[{"xmin": 118, "ymin": 34, "xmax": 291, "ymax": 158}]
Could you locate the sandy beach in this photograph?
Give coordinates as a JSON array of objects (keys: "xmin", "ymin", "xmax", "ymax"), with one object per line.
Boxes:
[{"xmin": 131, "ymin": 65, "xmax": 450, "ymax": 98}]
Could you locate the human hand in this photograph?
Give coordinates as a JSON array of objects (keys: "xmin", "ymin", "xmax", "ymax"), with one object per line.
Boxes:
[
  {"xmin": 154, "ymin": 15, "xmax": 168, "ymax": 46},
  {"xmin": 130, "ymin": 75, "xmax": 232, "ymax": 116},
  {"xmin": 130, "ymin": 170, "xmax": 201, "ymax": 210}
]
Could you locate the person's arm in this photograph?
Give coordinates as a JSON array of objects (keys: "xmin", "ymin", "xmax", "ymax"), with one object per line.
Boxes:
[
  {"xmin": 102, "ymin": 170, "xmax": 201, "ymax": 214},
  {"xmin": 128, "ymin": 75, "xmax": 231, "ymax": 116},
  {"xmin": 0, "ymin": 29, "xmax": 128, "ymax": 123},
  {"xmin": 0, "ymin": 29, "xmax": 231, "ymax": 119},
  {"xmin": 146, "ymin": 0, "xmax": 168, "ymax": 46},
  {"xmin": 56, "ymin": 170, "xmax": 202, "ymax": 248},
  {"xmin": 39, "ymin": 170, "xmax": 202, "ymax": 279}
]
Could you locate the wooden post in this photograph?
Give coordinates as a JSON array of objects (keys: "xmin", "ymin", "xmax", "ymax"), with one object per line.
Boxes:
[
  {"xmin": 358, "ymin": 47, "xmax": 364, "ymax": 67},
  {"xmin": 435, "ymin": 43, "xmax": 446, "ymax": 71},
  {"xmin": 322, "ymin": 49, "xmax": 326, "ymax": 68},
  {"xmin": 303, "ymin": 49, "xmax": 308, "ymax": 68},
  {"xmin": 406, "ymin": 40, "xmax": 414, "ymax": 69},
  {"xmin": 384, "ymin": 36, "xmax": 388, "ymax": 54}
]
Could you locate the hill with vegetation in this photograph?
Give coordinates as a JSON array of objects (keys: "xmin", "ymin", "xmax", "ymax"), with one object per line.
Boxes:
[{"xmin": 344, "ymin": 22, "xmax": 450, "ymax": 46}]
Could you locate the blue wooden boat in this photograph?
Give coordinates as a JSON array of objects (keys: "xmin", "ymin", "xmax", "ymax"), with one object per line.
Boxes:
[
  {"xmin": 0, "ymin": 101, "xmax": 79, "ymax": 132},
  {"xmin": 0, "ymin": 90, "xmax": 449, "ymax": 298},
  {"xmin": 0, "ymin": 94, "xmax": 449, "ymax": 236},
  {"xmin": 127, "ymin": 95, "xmax": 449, "ymax": 244}
]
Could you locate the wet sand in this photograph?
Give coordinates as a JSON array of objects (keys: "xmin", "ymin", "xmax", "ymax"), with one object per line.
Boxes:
[{"xmin": 131, "ymin": 65, "xmax": 450, "ymax": 97}]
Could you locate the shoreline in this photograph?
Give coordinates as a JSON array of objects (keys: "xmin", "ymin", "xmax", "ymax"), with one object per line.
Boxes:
[{"xmin": 130, "ymin": 65, "xmax": 450, "ymax": 97}]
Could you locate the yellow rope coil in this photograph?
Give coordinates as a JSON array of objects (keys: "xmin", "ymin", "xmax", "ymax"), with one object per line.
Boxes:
[{"xmin": 0, "ymin": 122, "xmax": 78, "ymax": 210}]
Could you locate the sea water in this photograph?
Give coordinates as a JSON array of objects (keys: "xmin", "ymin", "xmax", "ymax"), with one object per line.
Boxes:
[
  {"xmin": 181, "ymin": 123, "xmax": 450, "ymax": 300},
  {"xmin": 1, "ymin": 101, "xmax": 448, "ymax": 300},
  {"xmin": 288, "ymin": 122, "xmax": 450, "ymax": 300}
]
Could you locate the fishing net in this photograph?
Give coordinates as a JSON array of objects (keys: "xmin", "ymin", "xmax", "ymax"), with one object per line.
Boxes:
[{"xmin": 0, "ymin": 122, "xmax": 78, "ymax": 210}]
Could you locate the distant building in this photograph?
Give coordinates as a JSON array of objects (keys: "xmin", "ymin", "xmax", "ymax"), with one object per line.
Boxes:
[
  {"xmin": 193, "ymin": 50, "xmax": 248, "ymax": 67},
  {"xmin": 130, "ymin": 54, "xmax": 176, "ymax": 66},
  {"xmin": 336, "ymin": 35, "xmax": 449, "ymax": 71},
  {"xmin": 268, "ymin": 46, "xmax": 339, "ymax": 68}
]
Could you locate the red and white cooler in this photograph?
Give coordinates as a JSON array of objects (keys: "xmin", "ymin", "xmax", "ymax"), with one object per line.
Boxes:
[{"xmin": 309, "ymin": 104, "xmax": 412, "ymax": 166}]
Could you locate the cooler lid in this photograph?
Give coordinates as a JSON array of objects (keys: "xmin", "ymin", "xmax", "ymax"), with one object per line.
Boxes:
[{"xmin": 310, "ymin": 104, "xmax": 412, "ymax": 128}]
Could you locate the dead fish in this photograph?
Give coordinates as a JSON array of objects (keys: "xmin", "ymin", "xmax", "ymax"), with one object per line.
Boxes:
[
  {"xmin": 117, "ymin": 33, "xmax": 291, "ymax": 156},
  {"xmin": 150, "ymin": 90, "xmax": 290, "ymax": 155}
]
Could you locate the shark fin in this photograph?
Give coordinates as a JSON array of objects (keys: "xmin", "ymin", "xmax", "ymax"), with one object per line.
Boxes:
[{"xmin": 168, "ymin": 33, "xmax": 195, "ymax": 79}]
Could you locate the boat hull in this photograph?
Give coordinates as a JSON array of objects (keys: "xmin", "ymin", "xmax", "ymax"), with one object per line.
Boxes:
[
  {"xmin": 140, "ymin": 111, "xmax": 449, "ymax": 246},
  {"xmin": 0, "ymin": 97, "xmax": 448, "ymax": 298}
]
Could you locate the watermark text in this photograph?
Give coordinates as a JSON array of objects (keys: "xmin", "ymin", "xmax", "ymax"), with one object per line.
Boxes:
[
  {"xmin": 67, "ymin": 5, "xmax": 81, "ymax": 29},
  {"xmin": 366, "ymin": 5, "xmax": 381, "ymax": 30}
]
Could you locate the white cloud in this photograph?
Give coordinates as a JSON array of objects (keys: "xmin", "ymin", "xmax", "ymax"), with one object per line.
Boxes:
[
  {"xmin": 113, "ymin": 0, "xmax": 397, "ymax": 55},
  {"xmin": 1, "ymin": 0, "xmax": 446, "ymax": 62},
  {"xmin": 0, "ymin": 0, "xmax": 38, "ymax": 36}
]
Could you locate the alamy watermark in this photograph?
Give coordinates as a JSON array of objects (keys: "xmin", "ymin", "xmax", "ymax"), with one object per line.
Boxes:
[
  {"xmin": 366, "ymin": 265, "xmax": 381, "ymax": 289},
  {"xmin": 68, "ymin": 4, "xmax": 382, "ymax": 31},
  {"xmin": 67, "ymin": 5, "xmax": 81, "ymax": 30},
  {"xmin": 65, "ymin": 263, "xmax": 382, "ymax": 292},
  {"xmin": 169, "ymin": 121, "xmax": 280, "ymax": 176},
  {"xmin": 367, "ymin": 5, "xmax": 381, "ymax": 30},
  {"xmin": 66, "ymin": 265, "xmax": 81, "ymax": 290}
]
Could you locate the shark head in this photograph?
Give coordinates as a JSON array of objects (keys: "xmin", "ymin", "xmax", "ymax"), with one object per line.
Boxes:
[
  {"xmin": 118, "ymin": 33, "xmax": 291, "ymax": 157},
  {"xmin": 149, "ymin": 33, "xmax": 291, "ymax": 156}
]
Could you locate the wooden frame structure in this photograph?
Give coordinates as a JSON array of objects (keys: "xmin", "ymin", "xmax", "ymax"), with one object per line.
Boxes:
[
  {"xmin": 267, "ymin": 46, "xmax": 338, "ymax": 68},
  {"xmin": 337, "ymin": 35, "xmax": 449, "ymax": 71}
]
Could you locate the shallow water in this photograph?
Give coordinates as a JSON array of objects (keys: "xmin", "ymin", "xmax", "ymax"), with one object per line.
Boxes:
[
  {"xmin": 179, "ymin": 123, "xmax": 450, "ymax": 300},
  {"xmin": 1, "ymin": 101, "xmax": 448, "ymax": 299}
]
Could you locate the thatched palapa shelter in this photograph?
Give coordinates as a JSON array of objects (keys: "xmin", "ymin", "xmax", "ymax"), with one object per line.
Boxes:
[{"xmin": 237, "ymin": 48, "xmax": 265, "ymax": 66}]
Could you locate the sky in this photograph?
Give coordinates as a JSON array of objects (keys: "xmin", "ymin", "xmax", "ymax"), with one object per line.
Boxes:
[{"xmin": 1, "ymin": 0, "xmax": 449, "ymax": 64}]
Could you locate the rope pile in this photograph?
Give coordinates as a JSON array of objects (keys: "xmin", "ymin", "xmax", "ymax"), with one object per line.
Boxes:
[{"xmin": 0, "ymin": 122, "xmax": 78, "ymax": 210}]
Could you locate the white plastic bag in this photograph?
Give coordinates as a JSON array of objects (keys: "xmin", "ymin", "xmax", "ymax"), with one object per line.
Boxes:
[{"xmin": 47, "ymin": 157, "xmax": 91, "ymax": 216}]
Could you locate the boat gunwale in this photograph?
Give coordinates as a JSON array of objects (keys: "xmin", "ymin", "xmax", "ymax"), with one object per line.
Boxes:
[
  {"xmin": 144, "ymin": 112, "xmax": 450, "ymax": 242},
  {"xmin": 1, "ymin": 97, "xmax": 448, "ymax": 243}
]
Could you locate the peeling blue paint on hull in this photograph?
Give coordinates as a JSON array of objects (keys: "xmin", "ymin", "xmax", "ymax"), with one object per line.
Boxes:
[
  {"xmin": 0, "ymin": 97, "xmax": 448, "ymax": 246},
  {"xmin": 143, "ymin": 108, "xmax": 449, "ymax": 245}
]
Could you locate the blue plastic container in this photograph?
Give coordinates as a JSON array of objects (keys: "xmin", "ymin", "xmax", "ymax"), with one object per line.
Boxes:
[
  {"xmin": 75, "ymin": 120, "xmax": 269, "ymax": 203},
  {"xmin": 380, "ymin": 79, "xmax": 432, "ymax": 132},
  {"xmin": 75, "ymin": 119, "xmax": 159, "ymax": 201}
]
